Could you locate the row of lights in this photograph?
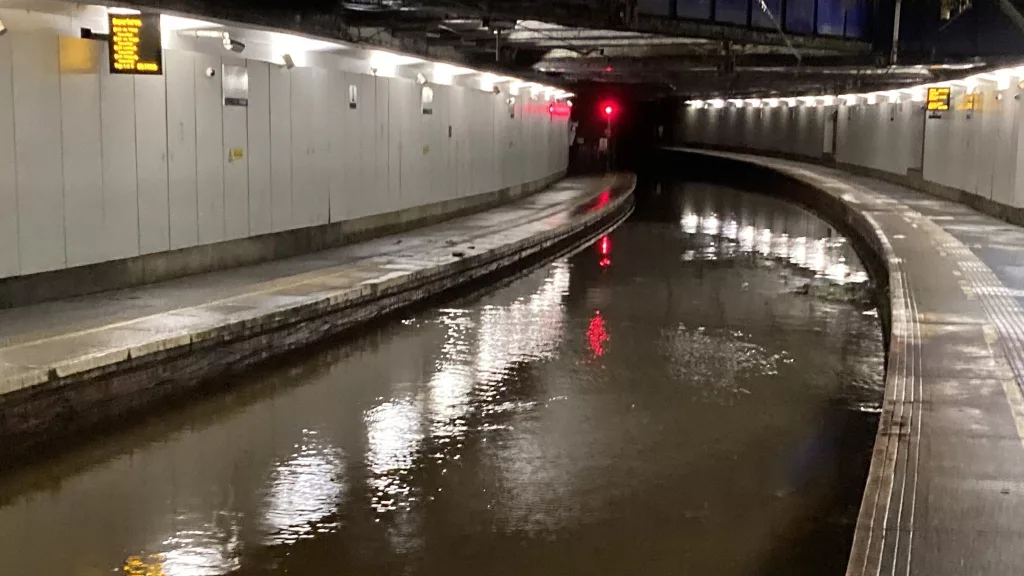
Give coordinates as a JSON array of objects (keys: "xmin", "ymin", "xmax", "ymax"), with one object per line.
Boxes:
[
  {"xmin": 105, "ymin": 7, "xmax": 574, "ymax": 100},
  {"xmin": 686, "ymin": 63, "xmax": 1024, "ymax": 109}
]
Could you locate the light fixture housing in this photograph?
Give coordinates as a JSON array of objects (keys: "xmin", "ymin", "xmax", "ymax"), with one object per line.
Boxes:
[{"xmin": 223, "ymin": 35, "xmax": 245, "ymax": 53}]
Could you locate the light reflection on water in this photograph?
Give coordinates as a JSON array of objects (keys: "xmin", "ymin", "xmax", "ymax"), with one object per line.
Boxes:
[
  {"xmin": 262, "ymin": 429, "xmax": 345, "ymax": 543},
  {"xmin": 0, "ymin": 180, "xmax": 884, "ymax": 576},
  {"xmin": 677, "ymin": 183, "xmax": 868, "ymax": 285}
]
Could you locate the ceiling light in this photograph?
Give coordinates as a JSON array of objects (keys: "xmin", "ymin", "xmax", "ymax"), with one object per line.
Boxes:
[{"xmin": 106, "ymin": 7, "xmax": 141, "ymax": 15}]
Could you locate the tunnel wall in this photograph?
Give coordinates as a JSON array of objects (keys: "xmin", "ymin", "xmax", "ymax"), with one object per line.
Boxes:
[
  {"xmin": 0, "ymin": 7, "xmax": 569, "ymax": 292},
  {"xmin": 676, "ymin": 85, "xmax": 1024, "ymax": 222}
]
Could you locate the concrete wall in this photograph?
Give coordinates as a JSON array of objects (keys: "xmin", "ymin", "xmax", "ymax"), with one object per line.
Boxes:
[
  {"xmin": 677, "ymin": 82, "xmax": 1024, "ymax": 213},
  {"xmin": 0, "ymin": 7, "xmax": 570, "ymax": 281}
]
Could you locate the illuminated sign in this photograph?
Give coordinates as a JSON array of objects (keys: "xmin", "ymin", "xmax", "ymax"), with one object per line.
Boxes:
[
  {"xmin": 108, "ymin": 13, "xmax": 162, "ymax": 75},
  {"xmin": 926, "ymin": 87, "xmax": 950, "ymax": 111}
]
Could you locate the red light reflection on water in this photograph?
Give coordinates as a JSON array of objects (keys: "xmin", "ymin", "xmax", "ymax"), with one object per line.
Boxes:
[
  {"xmin": 587, "ymin": 311, "xmax": 609, "ymax": 357},
  {"xmin": 598, "ymin": 235, "xmax": 611, "ymax": 267}
]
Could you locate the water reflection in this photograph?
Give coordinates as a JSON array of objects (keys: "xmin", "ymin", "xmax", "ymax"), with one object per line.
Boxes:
[
  {"xmin": 263, "ymin": 429, "xmax": 345, "ymax": 543},
  {"xmin": 676, "ymin": 182, "xmax": 868, "ymax": 285}
]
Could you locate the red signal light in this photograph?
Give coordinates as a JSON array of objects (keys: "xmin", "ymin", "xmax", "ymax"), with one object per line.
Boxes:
[{"xmin": 604, "ymin": 105, "xmax": 614, "ymax": 117}]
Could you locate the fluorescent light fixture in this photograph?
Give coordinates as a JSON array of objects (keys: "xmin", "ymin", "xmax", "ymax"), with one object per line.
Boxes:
[
  {"xmin": 798, "ymin": 96, "xmax": 817, "ymax": 107},
  {"xmin": 508, "ymin": 80, "xmax": 528, "ymax": 95},
  {"xmin": 161, "ymin": 15, "xmax": 222, "ymax": 32},
  {"xmin": 433, "ymin": 63, "xmax": 474, "ymax": 85},
  {"xmin": 783, "ymin": 97, "xmax": 797, "ymax": 106},
  {"xmin": 368, "ymin": 50, "xmax": 424, "ymax": 78},
  {"xmin": 688, "ymin": 99, "xmax": 705, "ymax": 108},
  {"xmin": 819, "ymin": 95, "xmax": 836, "ymax": 105},
  {"xmin": 479, "ymin": 73, "xmax": 511, "ymax": 92},
  {"xmin": 745, "ymin": 98, "xmax": 762, "ymax": 107},
  {"xmin": 865, "ymin": 93, "xmax": 877, "ymax": 104},
  {"xmin": 106, "ymin": 7, "xmax": 141, "ymax": 15},
  {"xmin": 708, "ymin": 99, "xmax": 725, "ymax": 108},
  {"xmin": 765, "ymin": 98, "xmax": 779, "ymax": 107},
  {"xmin": 727, "ymin": 98, "xmax": 744, "ymax": 107}
]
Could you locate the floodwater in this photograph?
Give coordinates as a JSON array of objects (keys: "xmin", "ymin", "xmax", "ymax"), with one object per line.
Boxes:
[{"xmin": 0, "ymin": 179, "xmax": 885, "ymax": 576}]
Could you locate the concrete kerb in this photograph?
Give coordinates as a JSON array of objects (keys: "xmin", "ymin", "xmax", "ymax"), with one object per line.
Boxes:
[
  {"xmin": 664, "ymin": 149, "xmax": 907, "ymax": 576},
  {"xmin": 0, "ymin": 174, "xmax": 636, "ymax": 460}
]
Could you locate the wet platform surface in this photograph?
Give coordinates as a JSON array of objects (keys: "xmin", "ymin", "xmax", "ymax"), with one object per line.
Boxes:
[
  {"xmin": 686, "ymin": 150, "xmax": 1024, "ymax": 576},
  {"xmin": 0, "ymin": 175, "xmax": 623, "ymax": 399}
]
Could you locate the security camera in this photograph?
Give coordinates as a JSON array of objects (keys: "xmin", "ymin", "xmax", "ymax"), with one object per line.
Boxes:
[
  {"xmin": 416, "ymin": 72, "xmax": 428, "ymax": 85},
  {"xmin": 205, "ymin": 67, "xmax": 216, "ymax": 78},
  {"xmin": 492, "ymin": 86, "xmax": 501, "ymax": 95},
  {"xmin": 282, "ymin": 53, "xmax": 295, "ymax": 70}
]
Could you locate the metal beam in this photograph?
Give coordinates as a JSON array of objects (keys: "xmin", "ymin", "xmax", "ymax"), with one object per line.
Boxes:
[{"xmin": 411, "ymin": 0, "xmax": 872, "ymax": 52}]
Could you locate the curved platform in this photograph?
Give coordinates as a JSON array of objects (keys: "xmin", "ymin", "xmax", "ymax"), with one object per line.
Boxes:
[
  {"xmin": 0, "ymin": 174, "xmax": 634, "ymax": 458},
  {"xmin": 676, "ymin": 148, "xmax": 1024, "ymax": 576}
]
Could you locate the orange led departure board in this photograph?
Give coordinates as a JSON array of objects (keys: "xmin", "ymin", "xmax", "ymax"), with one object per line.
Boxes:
[
  {"xmin": 926, "ymin": 86, "xmax": 950, "ymax": 111},
  {"xmin": 108, "ymin": 13, "xmax": 162, "ymax": 75}
]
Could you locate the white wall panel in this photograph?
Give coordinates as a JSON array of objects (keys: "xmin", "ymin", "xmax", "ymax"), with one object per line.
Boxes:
[
  {"xmin": 387, "ymin": 79, "xmax": 403, "ymax": 212},
  {"xmin": 0, "ymin": 35, "xmax": 18, "ymax": 278},
  {"xmin": 311, "ymin": 67, "xmax": 330, "ymax": 224},
  {"xmin": 269, "ymin": 65, "xmax": 292, "ymax": 231},
  {"xmin": 100, "ymin": 67, "xmax": 139, "ymax": 261},
  {"xmin": 165, "ymin": 49, "xmax": 199, "ymax": 250},
  {"xmin": 135, "ymin": 74, "xmax": 170, "ymax": 254},
  {"xmin": 12, "ymin": 32, "xmax": 65, "ymax": 274},
  {"xmin": 247, "ymin": 60, "xmax": 272, "ymax": 235},
  {"xmin": 328, "ymin": 70, "xmax": 347, "ymax": 222},
  {"xmin": 992, "ymin": 87, "xmax": 1019, "ymax": 207},
  {"xmin": 195, "ymin": 53, "xmax": 225, "ymax": 244},
  {"xmin": 375, "ymin": 77, "xmax": 391, "ymax": 214},
  {"xmin": 357, "ymin": 75, "xmax": 377, "ymax": 218},
  {"xmin": 0, "ymin": 28, "xmax": 569, "ymax": 281},
  {"xmin": 58, "ymin": 37, "xmax": 103, "ymax": 268},
  {"xmin": 222, "ymin": 61, "xmax": 249, "ymax": 240},
  {"xmin": 290, "ymin": 67, "xmax": 314, "ymax": 227}
]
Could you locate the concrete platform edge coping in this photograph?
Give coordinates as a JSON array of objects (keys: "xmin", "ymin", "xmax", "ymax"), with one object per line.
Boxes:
[{"xmin": 0, "ymin": 173, "xmax": 637, "ymax": 462}]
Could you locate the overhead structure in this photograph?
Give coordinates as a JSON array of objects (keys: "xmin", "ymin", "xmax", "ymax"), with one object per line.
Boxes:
[{"xmin": 89, "ymin": 0, "xmax": 1024, "ymax": 98}]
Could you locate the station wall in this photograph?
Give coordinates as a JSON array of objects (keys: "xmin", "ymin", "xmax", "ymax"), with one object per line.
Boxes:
[
  {"xmin": 0, "ymin": 17, "xmax": 570, "ymax": 280},
  {"xmin": 677, "ymin": 82, "xmax": 1024, "ymax": 216}
]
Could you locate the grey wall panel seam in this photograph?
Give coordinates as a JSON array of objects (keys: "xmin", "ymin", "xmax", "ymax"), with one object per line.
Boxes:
[
  {"xmin": 163, "ymin": 70, "xmax": 171, "ymax": 249},
  {"xmin": 55, "ymin": 35, "xmax": 68, "ymax": 269},
  {"xmin": 133, "ymin": 76, "xmax": 141, "ymax": 256},
  {"xmin": 5, "ymin": 37, "xmax": 19, "ymax": 275}
]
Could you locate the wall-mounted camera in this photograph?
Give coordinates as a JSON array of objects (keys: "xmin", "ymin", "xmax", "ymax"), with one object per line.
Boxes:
[{"xmin": 205, "ymin": 67, "xmax": 216, "ymax": 78}]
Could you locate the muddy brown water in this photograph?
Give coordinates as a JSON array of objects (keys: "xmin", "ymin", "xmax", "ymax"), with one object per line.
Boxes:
[{"xmin": 0, "ymin": 179, "xmax": 884, "ymax": 576}]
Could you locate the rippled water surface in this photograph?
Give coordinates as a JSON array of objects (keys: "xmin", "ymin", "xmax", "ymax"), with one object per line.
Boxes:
[{"xmin": 0, "ymin": 180, "xmax": 884, "ymax": 576}]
